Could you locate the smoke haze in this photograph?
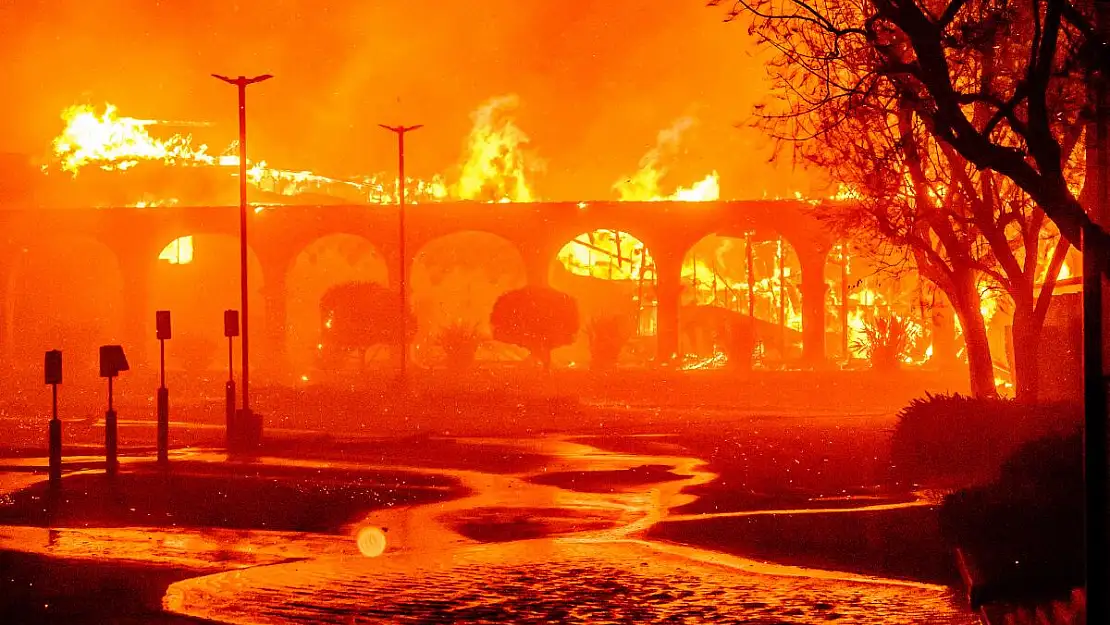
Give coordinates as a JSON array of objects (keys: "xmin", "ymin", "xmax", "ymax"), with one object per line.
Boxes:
[{"xmin": 0, "ymin": 0, "xmax": 825, "ymax": 200}]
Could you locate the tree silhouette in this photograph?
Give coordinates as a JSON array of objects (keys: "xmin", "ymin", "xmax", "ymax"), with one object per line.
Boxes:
[
  {"xmin": 711, "ymin": 0, "xmax": 1107, "ymax": 272},
  {"xmin": 490, "ymin": 286, "xmax": 579, "ymax": 369},
  {"xmin": 319, "ymin": 281, "xmax": 415, "ymax": 372},
  {"xmin": 713, "ymin": 0, "xmax": 1089, "ymax": 398},
  {"xmin": 812, "ymin": 100, "xmax": 1076, "ymax": 398},
  {"xmin": 585, "ymin": 315, "xmax": 634, "ymax": 370}
]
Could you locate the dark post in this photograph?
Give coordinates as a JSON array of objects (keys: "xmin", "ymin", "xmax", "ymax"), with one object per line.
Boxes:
[
  {"xmin": 212, "ymin": 73, "xmax": 272, "ymax": 423},
  {"xmin": 45, "ymin": 350, "xmax": 62, "ymax": 488},
  {"xmin": 378, "ymin": 123, "xmax": 423, "ymax": 385},
  {"xmin": 99, "ymin": 345, "xmax": 129, "ymax": 478},
  {"xmin": 1085, "ymin": 5, "xmax": 1110, "ymax": 615},
  {"xmin": 745, "ymin": 233, "xmax": 755, "ymax": 320},
  {"xmin": 840, "ymin": 244, "xmax": 849, "ymax": 360},
  {"xmin": 224, "ymin": 309, "xmax": 239, "ymax": 450},
  {"xmin": 155, "ymin": 310, "xmax": 171, "ymax": 466},
  {"xmin": 777, "ymin": 238, "xmax": 786, "ymax": 353},
  {"xmin": 105, "ymin": 376, "xmax": 117, "ymax": 477}
]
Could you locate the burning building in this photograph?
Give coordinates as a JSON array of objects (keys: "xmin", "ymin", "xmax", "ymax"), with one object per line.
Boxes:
[{"xmin": 0, "ymin": 98, "xmax": 953, "ymax": 386}]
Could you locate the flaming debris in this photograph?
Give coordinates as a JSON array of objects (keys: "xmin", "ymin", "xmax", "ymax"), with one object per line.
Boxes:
[
  {"xmin": 613, "ymin": 117, "xmax": 720, "ymax": 202},
  {"xmin": 44, "ymin": 99, "xmax": 733, "ymax": 207},
  {"xmin": 451, "ymin": 94, "xmax": 541, "ymax": 203},
  {"xmin": 45, "ymin": 103, "xmax": 447, "ymax": 205},
  {"xmin": 51, "ymin": 104, "xmax": 219, "ymax": 174}
]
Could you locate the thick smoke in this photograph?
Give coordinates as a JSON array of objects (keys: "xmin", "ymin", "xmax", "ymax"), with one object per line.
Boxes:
[{"xmin": 0, "ymin": 0, "xmax": 825, "ymax": 200}]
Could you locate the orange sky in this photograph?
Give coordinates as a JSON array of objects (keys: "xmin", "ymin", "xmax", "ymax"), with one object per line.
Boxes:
[{"xmin": 0, "ymin": 0, "xmax": 825, "ymax": 201}]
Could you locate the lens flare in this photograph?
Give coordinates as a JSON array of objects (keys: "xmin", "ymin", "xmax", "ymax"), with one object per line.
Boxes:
[{"xmin": 356, "ymin": 526, "xmax": 387, "ymax": 558}]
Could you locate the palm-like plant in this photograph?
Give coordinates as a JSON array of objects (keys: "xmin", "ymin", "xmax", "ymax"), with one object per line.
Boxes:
[
  {"xmin": 851, "ymin": 314, "xmax": 919, "ymax": 370},
  {"xmin": 436, "ymin": 322, "xmax": 482, "ymax": 370}
]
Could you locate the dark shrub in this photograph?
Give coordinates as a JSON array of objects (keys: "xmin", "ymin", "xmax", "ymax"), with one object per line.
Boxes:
[
  {"xmin": 490, "ymin": 286, "xmax": 579, "ymax": 369},
  {"xmin": 939, "ymin": 430, "xmax": 1084, "ymax": 608},
  {"xmin": 435, "ymin": 322, "xmax": 482, "ymax": 370},
  {"xmin": 890, "ymin": 393, "xmax": 1079, "ymax": 486},
  {"xmin": 586, "ymin": 315, "xmax": 632, "ymax": 370},
  {"xmin": 319, "ymin": 281, "xmax": 416, "ymax": 371}
]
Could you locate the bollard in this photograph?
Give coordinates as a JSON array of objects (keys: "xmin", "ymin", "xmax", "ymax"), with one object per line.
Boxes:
[
  {"xmin": 105, "ymin": 408, "xmax": 118, "ymax": 477},
  {"xmin": 225, "ymin": 380, "xmax": 236, "ymax": 450},
  {"xmin": 157, "ymin": 387, "xmax": 169, "ymax": 465},
  {"xmin": 45, "ymin": 350, "xmax": 63, "ymax": 488},
  {"xmin": 49, "ymin": 417, "xmax": 62, "ymax": 487}
]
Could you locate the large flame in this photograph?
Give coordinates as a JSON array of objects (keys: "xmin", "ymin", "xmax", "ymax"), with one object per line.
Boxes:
[
  {"xmin": 613, "ymin": 117, "xmax": 719, "ymax": 202},
  {"xmin": 47, "ymin": 103, "xmax": 448, "ymax": 205},
  {"xmin": 47, "ymin": 99, "xmax": 727, "ymax": 207},
  {"xmin": 451, "ymin": 94, "xmax": 540, "ymax": 203},
  {"xmin": 52, "ymin": 104, "xmax": 218, "ymax": 174}
]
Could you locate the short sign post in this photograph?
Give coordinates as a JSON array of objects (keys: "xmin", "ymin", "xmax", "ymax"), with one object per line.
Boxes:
[
  {"xmin": 45, "ymin": 350, "xmax": 62, "ymax": 488},
  {"xmin": 99, "ymin": 345, "xmax": 129, "ymax": 477},
  {"xmin": 224, "ymin": 310, "xmax": 239, "ymax": 450},
  {"xmin": 156, "ymin": 311, "xmax": 172, "ymax": 466}
]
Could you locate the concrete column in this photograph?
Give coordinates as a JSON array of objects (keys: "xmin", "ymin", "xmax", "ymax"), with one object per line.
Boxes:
[
  {"xmin": 261, "ymin": 276, "xmax": 289, "ymax": 380},
  {"xmin": 654, "ymin": 252, "xmax": 683, "ymax": 364},
  {"xmin": 255, "ymin": 246, "xmax": 295, "ymax": 382},
  {"xmin": 799, "ymin": 249, "xmax": 829, "ymax": 366},
  {"xmin": 520, "ymin": 244, "xmax": 552, "ymax": 287},
  {"xmin": 119, "ymin": 260, "xmax": 153, "ymax": 371},
  {"xmin": 0, "ymin": 251, "xmax": 15, "ymax": 371}
]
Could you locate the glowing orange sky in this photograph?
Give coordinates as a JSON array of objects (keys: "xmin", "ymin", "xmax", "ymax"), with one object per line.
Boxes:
[{"xmin": 0, "ymin": 0, "xmax": 825, "ymax": 201}]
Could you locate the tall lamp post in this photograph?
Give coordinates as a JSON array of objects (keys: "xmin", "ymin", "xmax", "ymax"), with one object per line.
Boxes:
[
  {"xmin": 212, "ymin": 74, "xmax": 271, "ymax": 430},
  {"xmin": 378, "ymin": 123, "xmax": 423, "ymax": 384}
]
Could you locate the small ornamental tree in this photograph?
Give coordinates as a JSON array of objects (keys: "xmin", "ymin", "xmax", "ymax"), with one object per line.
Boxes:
[
  {"xmin": 319, "ymin": 281, "xmax": 415, "ymax": 371},
  {"xmin": 490, "ymin": 286, "xmax": 579, "ymax": 369}
]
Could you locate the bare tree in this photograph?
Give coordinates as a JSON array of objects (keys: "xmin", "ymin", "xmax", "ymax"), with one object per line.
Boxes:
[
  {"xmin": 710, "ymin": 0, "xmax": 1104, "ymax": 266},
  {"xmin": 714, "ymin": 0, "xmax": 1087, "ymax": 399}
]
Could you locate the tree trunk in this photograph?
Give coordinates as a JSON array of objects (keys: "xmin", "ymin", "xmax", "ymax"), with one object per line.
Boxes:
[
  {"xmin": 950, "ymin": 279, "xmax": 997, "ymax": 399},
  {"xmin": 538, "ymin": 349, "xmax": 552, "ymax": 371},
  {"xmin": 1010, "ymin": 310, "xmax": 1042, "ymax": 403}
]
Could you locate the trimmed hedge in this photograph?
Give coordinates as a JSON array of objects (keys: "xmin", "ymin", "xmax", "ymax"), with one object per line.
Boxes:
[
  {"xmin": 939, "ymin": 430, "xmax": 1084, "ymax": 609},
  {"xmin": 890, "ymin": 393, "xmax": 1079, "ymax": 486}
]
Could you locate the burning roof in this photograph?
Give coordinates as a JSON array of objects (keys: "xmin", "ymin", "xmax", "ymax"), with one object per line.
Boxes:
[{"xmin": 23, "ymin": 95, "xmax": 723, "ymax": 209}]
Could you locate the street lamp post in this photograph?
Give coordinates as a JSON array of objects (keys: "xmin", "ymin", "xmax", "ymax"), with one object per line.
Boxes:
[
  {"xmin": 378, "ymin": 123, "xmax": 423, "ymax": 384},
  {"xmin": 212, "ymin": 74, "xmax": 271, "ymax": 425}
]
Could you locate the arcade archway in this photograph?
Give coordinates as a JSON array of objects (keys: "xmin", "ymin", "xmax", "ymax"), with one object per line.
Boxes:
[
  {"xmin": 550, "ymin": 229, "xmax": 657, "ymax": 367},
  {"xmin": 680, "ymin": 233, "xmax": 802, "ymax": 367},
  {"xmin": 286, "ymin": 233, "xmax": 388, "ymax": 375},
  {"xmin": 149, "ymin": 234, "xmax": 265, "ymax": 376},
  {"xmin": 410, "ymin": 231, "xmax": 527, "ymax": 366},
  {"xmin": 6, "ymin": 235, "xmax": 125, "ymax": 387}
]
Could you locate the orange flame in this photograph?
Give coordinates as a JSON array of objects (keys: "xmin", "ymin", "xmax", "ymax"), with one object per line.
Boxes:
[
  {"xmin": 51, "ymin": 104, "xmax": 218, "ymax": 174},
  {"xmin": 451, "ymin": 94, "xmax": 541, "ymax": 203},
  {"xmin": 614, "ymin": 117, "xmax": 719, "ymax": 202}
]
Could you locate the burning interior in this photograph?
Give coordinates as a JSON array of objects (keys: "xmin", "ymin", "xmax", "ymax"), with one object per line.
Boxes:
[{"xmin": 0, "ymin": 96, "xmax": 1079, "ymax": 392}]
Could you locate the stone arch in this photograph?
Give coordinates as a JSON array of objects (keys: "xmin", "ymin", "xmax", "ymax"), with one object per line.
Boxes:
[
  {"xmin": 549, "ymin": 229, "xmax": 659, "ymax": 367},
  {"xmin": 681, "ymin": 231, "xmax": 805, "ymax": 367},
  {"xmin": 285, "ymin": 233, "xmax": 389, "ymax": 376},
  {"xmin": 5, "ymin": 234, "xmax": 125, "ymax": 387},
  {"xmin": 409, "ymin": 230, "xmax": 528, "ymax": 366},
  {"xmin": 147, "ymin": 232, "xmax": 266, "ymax": 376}
]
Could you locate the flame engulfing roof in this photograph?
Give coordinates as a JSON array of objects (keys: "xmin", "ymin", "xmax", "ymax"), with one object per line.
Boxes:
[{"xmin": 31, "ymin": 96, "xmax": 723, "ymax": 209}]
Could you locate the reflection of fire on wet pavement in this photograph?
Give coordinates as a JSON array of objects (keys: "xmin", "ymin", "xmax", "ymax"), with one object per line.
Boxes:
[
  {"xmin": 165, "ymin": 541, "xmax": 973, "ymax": 624},
  {"xmin": 150, "ymin": 436, "xmax": 974, "ymax": 624}
]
